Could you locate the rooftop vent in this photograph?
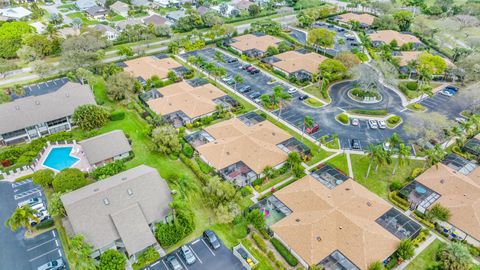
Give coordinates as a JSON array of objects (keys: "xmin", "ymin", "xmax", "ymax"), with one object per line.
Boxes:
[
  {"xmin": 367, "ymin": 201, "xmax": 372, "ymax": 207},
  {"xmin": 226, "ymin": 151, "xmax": 230, "ymax": 155},
  {"xmin": 103, "ymin": 198, "xmax": 110, "ymax": 205},
  {"xmin": 65, "ymin": 93, "xmax": 70, "ymax": 97},
  {"xmin": 127, "ymin": 188, "xmax": 133, "ymax": 196},
  {"xmin": 345, "ymin": 188, "xmax": 350, "ymax": 191},
  {"xmin": 295, "ymin": 218, "xmax": 301, "ymax": 222},
  {"xmin": 316, "ymin": 236, "xmax": 321, "ymax": 242},
  {"xmin": 35, "ymin": 101, "xmax": 40, "ymax": 105},
  {"xmin": 121, "ymin": 177, "xmax": 128, "ymax": 181},
  {"xmin": 339, "ymin": 226, "xmax": 343, "ymax": 230},
  {"xmin": 440, "ymin": 179, "xmax": 445, "ymax": 184}
]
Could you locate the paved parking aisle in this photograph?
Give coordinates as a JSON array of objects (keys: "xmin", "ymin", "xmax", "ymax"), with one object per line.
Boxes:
[
  {"xmin": 145, "ymin": 237, "xmax": 245, "ymax": 270},
  {"xmin": 0, "ymin": 180, "xmax": 68, "ymax": 270},
  {"xmin": 419, "ymin": 93, "xmax": 451, "ymax": 110}
]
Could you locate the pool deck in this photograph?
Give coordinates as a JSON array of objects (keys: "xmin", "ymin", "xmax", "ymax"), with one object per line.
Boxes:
[{"xmin": 34, "ymin": 144, "xmax": 91, "ymax": 173}]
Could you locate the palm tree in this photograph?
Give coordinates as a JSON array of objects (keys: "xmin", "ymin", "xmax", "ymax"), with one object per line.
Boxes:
[
  {"xmin": 286, "ymin": 152, "xmax": 302, "ymax": 171},
  {"xmin": 365, "ymin": 144, "xmax": 377, "ymax": 178},
  {"xmin": 388, "ymin": 132, "xmax": 403, "ymax": 149},
  {"xmin": 262, "ymin": 166, "xmax": 274, "ymax": 182},
  {"xmin": 5, "ymin": 205, "xmax": 39, "ymax": 233},
  {"xmin": 392, "ymin": 143, "xmax": 411, "ymax": 175},
  {"xmin": 374, "ymin": 146, "xmax": 390, "ymax": 174},
  {"xmin": 214, "ymin": 51, "xmax": 224, "ymax": 63},
  {"xmin": 302, "ymin": 115, "xmax": 314, "ymax": 140},
  {"xmin": 233, "ymin": 74, "xmax": 244, "ymax": 90},
  {"xmin": 272, "ymin": 85, "xmax": 290, "ymax": 119},
  {"xmin": 424, "ymin": 144, "xmax": 446, "ymax": 169}
]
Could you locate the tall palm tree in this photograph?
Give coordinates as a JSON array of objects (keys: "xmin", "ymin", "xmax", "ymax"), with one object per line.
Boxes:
[
  {"xmin": 392, "ymin": 143, "xmax": 411, "ymax": 175},
  {"xmin": 374, "ymin": 146, "xmax": 390, "ymax": 174},
  {"xmin": 273, "ymin": 86, "xmax": 290, "ymax": 119},
  {"xmin": 262, "ymin": 166, "xmax": 274, "ymax": 182},
  {"xmin": 388, "ymin": 132, "xmax": 403, "ymax": 149},
  {"xmin": 302, "ymin": 115, "xmax": 314, "ymax": 140},
  {"xmin": 5, "ymin": 205, "xmax": 39, "ymax": 233},
  {"xmin": 365, "ymin": 144, "xmax": 377, "ymax": 178},
  {"xmin": 424, "ymin": 144, "xmax": 446, "ymax": 169}
]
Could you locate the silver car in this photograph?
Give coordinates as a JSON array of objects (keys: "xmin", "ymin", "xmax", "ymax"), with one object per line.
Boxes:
[
  {"xmin": 181, "ymin": 245, "xmax": 196, "ymax": 265},
  {"xmin": 378, "ymin": 120, "xmax": 387, "ymax": 129},
  {"xmin": 37, "ymin": 258, "xmax": 65, "ymax": 270},
  {"xmin": 369, "ymin": 119, "xmax": 378, "ymax": 129}
]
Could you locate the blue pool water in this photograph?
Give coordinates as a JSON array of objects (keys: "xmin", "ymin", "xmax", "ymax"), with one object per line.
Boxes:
[{"xmin": 42, "ymin": 147, "xmax": 79, "ymax": 171}]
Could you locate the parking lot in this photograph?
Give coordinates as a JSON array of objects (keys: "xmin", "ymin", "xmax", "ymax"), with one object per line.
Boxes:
[
  {"xmin": 312, "ymin": 22, "xmax": 361, "ymax": 56},
  {"xmin": 0, "ymin": 179, "xmax": 68, "ymax": 270},
  {"xmin": 144, "ymin": 236, "xmax": 245, "ymax": 270}
]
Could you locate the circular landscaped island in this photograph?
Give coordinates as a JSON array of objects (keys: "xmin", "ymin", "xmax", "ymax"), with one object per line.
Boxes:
[{"xmin": 347, "ymin": 87, "xmax": 383, "ymax": 103}]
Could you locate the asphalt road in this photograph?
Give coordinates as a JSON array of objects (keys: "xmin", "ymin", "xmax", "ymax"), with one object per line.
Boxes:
[
  {"xmin": 144, "ymin": 237, "xmax": 245, "ymax": 270},
  {"xmin": 0, "ymin": 179, "xmax": 68, "ymax": 270}
]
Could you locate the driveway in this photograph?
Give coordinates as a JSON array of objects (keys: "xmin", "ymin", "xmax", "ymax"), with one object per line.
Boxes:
[
  {"xmin": 144, "ymin": 237, "xmax": 245, "ymax": 270},
  {"xmin": 0, "ymin": 179, "xmax": 69, "ymax": 270}
]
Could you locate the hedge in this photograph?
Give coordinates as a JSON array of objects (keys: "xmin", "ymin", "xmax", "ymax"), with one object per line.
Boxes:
[
  {"xmin": 109, "ymin": 111, "xmax": 125, "ymax": 121},
  {"xmin": 337, "ymin": 113, "xmax": 349, "ymax": 124},
  {"xmin": 388, "ymin": 191, "xmax": 410, "ymax": 211},
  {"xmin": 387, "ymin": 116, "xmax": 401, "ymax": 125},
  {"xmin": 252, "ymin": 233, "xmax": 267, "ymax": 252},
  {"xmin": 35, "ymin": 219, "xmax": 54, "ymax": 229},
  {"xmin": 15, "ymin": 173, "xmax": 34, "ymax": 182},
  {"xmin": 270, "ymin": 238, "xmax": 298, "ymax": 266},
  {"xmin": 179, "ymin": 154, "xmax": 210, "ymax": 185},
  {"xmin": 349, "ymin": 109, "xmax": 388, "ymax": 116}
]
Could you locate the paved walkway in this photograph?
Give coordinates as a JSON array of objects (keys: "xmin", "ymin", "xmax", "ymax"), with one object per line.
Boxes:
[{"xmin": 345, "ymin": 150, "xmax": 353, "ymax": 178}]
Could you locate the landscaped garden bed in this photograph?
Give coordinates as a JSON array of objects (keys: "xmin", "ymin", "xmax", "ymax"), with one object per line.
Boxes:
[
  {"xmin": 387, "ymin": 115, "xmax": 402, "ymax": 128},
  {"xmin": 347, "ymin": 109, "xmax": 388, "ymax": 116},
  {"xmin": 303, "ymin": 97, "xmax": 323, "ymax": 107},
  {"xmin": 335, "ymin": 113, "xmax": 350, "ymax": 125},
  {"xmin": 348, "ymin": 87, "xmax": 381, "ymax": 103},
  {"xmin": 406, "ymin": 103, "xmax": 427, "ymax": 112}
]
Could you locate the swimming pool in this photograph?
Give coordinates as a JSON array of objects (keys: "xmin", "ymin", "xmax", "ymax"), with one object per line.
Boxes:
[{"xmin": 42, "ymin": 147, "xmax": 79, "ymax": 171}]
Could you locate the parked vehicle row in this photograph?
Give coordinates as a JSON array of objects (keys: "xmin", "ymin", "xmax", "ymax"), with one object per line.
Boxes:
[
  {"xmin": 37, "ymin": 259, "xmax": 66, "ymax": 270},
  {"xmin": 18, "ymin": 197, "xmax": 51, "ymax": 227}
]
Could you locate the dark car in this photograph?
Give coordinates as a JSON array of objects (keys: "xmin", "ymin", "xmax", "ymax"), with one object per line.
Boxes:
[
  {"xmin": 239, "ymin": 85, "xmax": 252, "ymax": 93},
  {"xmin": 306, "ymin": 123, "xmax": 319, "ymax": 134},
  {"xmin": 240, "ymin": 63, "xmax": 250, "ymax": 69},
  {"xmin": 250, "ymin": 69, "xmax": 260, "ymax": 74},
  {"xmin": 237, "ymin": 247, "xmax": 249, "ymax": 259},
  {"xmin": 337, "ymin": 28, "xmax": 345, "ymax": 32},
  {"xmin": 227, "ymin": 58, "xmax": 238, "ymax": 63},
  {"xmin": 346, "ymin": 37, "xmax": 356, "ymax": 41},
  {"xmin": 351, "ymin": 139, "xmax": 361, "ymax": 150},
  {"xmin": 203, "ymin": 230, "xmax": 221, "ymax": 249},
  {"xmin": 298, "ymin": 94, "xmax": 309, "ymax": 100},
  {"xmin": 249, "ymin": 91, "xmax": 261, "ymax": 99},
  {"xmin": 166, "ymin": 255, "xmax": 183, "ymax": 270}
]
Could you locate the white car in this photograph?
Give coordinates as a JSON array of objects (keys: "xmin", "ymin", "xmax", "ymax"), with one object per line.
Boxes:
[
  {"xmin": 18, "ymin": 197, "xmax": 43, "ymax": 208},
  {"xmin": 441, "ymin": 90, "xmax": 453, "ymax": 97},
  {"xmin": 288, "ymin": 87, "xmax": 298, "ymax": 94},
  {"xmin": 368, "ymin": 120, "xmax": 378, "ymax": 129},
  {"xmin": 37, "ymin": 258, "xmax": 65, "ymax": 270},
  {"xmin": 29, "ymin": 202, "xmax": 46, "ymax": 212},
  {"xmin": 30, "ymin": 210, "xmax": 50, "ymax": 226},
  {"xmin": 455, "ymin": 117, "xmax": 467, "ymax": 124},
  {"xmin": 378, "ymin": 120, "xmax": 387, "ymax": 129},
  {"xmin": 351, "ymin": 118, "xmax": 359, "ymax": 126}
]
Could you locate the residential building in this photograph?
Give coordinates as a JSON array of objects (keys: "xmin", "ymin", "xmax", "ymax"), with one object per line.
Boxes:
[
  {"xmin": 110, "ymin": 1, "xmax": 129, "ymax": 17},
  {"xmin": 92, "ymin": 24, "xmax": 119, "ymax": 40},
  {"xmin": 152, "ymin": 0, "xmax": 179, "ymax": 8},
  {"xmin": 131, "ymin": 0, "xmax": 149, "ymax": 7},
  {"xmin": 29, "ymin": 22, "xmax": 46, "ymax": 33},
  {"xmin": 0, "ymin": 80, "xmax": 96, "ymax": 146},
  {"xmin": 185, "ymin": 112, "xmax": 310, "ymax": 186},
  {"xmin": 116, "ymin": 18, "xmax": 143, "ymax": 30},
  {"xmin": 267, "ymin": 166, "xmax": 420, "ymax": 269},
  {"xmin": 0, "ymin": 7, "xmax": 31, "ymax": 20},
  {"xmin": 61, "ymin": 165, "xmax": 172, "ymax": 258},
  {"xmin": 211, "ymin": 4, "xmax": 237, "ymax": 17},
  {"xmin": 122, "ymin": 55, "xmax": 182, "ymax": 82},
  {"xmin": 400, "ymin": 154, "xmax": 480, "ymax": 246},
  {"xmin": 79, "ymin": 130, "xmax": 132, "ymax": 167},
  {"xmin": 394, "ymin": 51, "xmax": 454, "ymax": 75},
  {"xmin": 144, "ymin": 80, "xmax": 231, "ymax": 127},
  {"xmin": 335, "ymin": 12, "xmax": 376, "ymax": 28},
  {"xmin": 233, "ymin": 0, "xmax": 252, "ymax": 10},
  {"xmin": 85, "ymin": 5, "xmax": 108, "ymax": 19},
  {"xmin": 368, "ymin": 30, "xmax": 422, "ymax": 48},
  {"xmin": 462, "ymin": 134, "xmax": 480, "ymax": 157},
  {"xmin": 75, "ymin": 0, "xmax": 99, "ymax": 10},
  {"xmin": 229, "ymin": 33, "xmax": 282, "ymax": 57},
  {"xmin": 143, "ymin": 14, "xmax": 169, "ymax": 27},
  {"xmin": 196, "ymin": 5, "xmax": 209, "ymax": 15},
  {"xmin": 265, "ymin": 50, "xmax": 327, "ymax": 81},
  {"xmin": 166, "ymin": 9, "xmax": 186, "ymax": 22}
]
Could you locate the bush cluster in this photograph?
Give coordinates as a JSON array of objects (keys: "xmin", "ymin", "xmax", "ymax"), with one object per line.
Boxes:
[
  {"xmin": 388, "ymin": 191, "xmax": 410, "ymax": 211},
  {"xmin": 109, "ymin": 111, "xmax": 125, "ymax": 121},
  {"xmin": 387, "ymin": 115, "xmax": 401, "ymax": 125},
  {"xmin": 252, "ymin": 233, "xmax": 267, "ymax": 252},
  {"xmin": 271, "ymin": 238, "xmax": 298, "ymax": 266},
  {"xmin": 91, "ymin": 160, "xmax": 126, "ymax": 180},
  {"xmin": 337, "ymin": 113, "xmax": 349, "ymax": 124},
  {"xmin": 154, "ymin": 201, "xmax": 195, "ymax": 247}
]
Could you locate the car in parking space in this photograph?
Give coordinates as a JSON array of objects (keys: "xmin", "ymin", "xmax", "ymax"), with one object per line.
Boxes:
[
  {"xmin": 226, "ymin": 58, "xmax": 238, "ymax": 63},
  {"xmin": 337, "ymin": 28, "xmax": 345, "ymax": 32},
  {"xmin": 288, "ymin": 87, "xmax": 298, "ymax": 94},
  {"xmin": 248, "ymin": 91, "xmax": 261, "ymax": 100},
  {"xmin": 239, "ymin": 85, "xmax": 252, "ymax": 93},
  {"xmin": 298, "ymin": 94, "xmax": 309, "ymax": 100},
  {"xmin": 351, "ymin": 139, "xmax": 361, "ymax": 150},
  {"xmin": 246, "ymin": 66, "xmax": 255, "ymax": 72},
  {"xmin": 249, "ymin": 69, "xmax": 260, "ymax": 75},
  {"xmin": 18, "ymin": 197, "xmax": 43, "ymax": 208},
  {"xmin": 306, "ymin": 123, "xmax": 319, "ymax": 134},
  {"xmin": 455, "ymin": 117, "xmax": 467, "ymax": 124},
  {"xmin": 222, "ymin": 75, "xmax": 232, "ymax": 82},
  {"xmin": 166, "ymin": 255, "xmax": 183, "ymax": 270},
  {"xmin": 441, "ymin": 89, "xmax": 454, "ymax": 97},
  {"xmin": 37, "ymin": 258, "xmax": 65, "ymax": 270},
  {"xmin": 378, "ymin": 120, "xmax": 387, "ymax": 129},
  {"xmin": 203, "ymin": 230, "xmax": 221, "ymax": 250},
  {"xmin": 240, "ymin": 64, "xmax": 251, "ymax": 70},
  {"xmin": 368, "ymin": 119, "xmax": 378, "ymax": 129},
  {"xmin": 31, "ymin": 210, "xmax": 50, "ymax": 226},
  {"xmin": 351, "ymin": 118, "xmax": 359, "ymax": 126},
  {"xmin": 180, "ymin": 245, "xmax": 196, "ymax": 265},
  {"xmin": 29, "ymin": 202, "xmax": 46, "ymax": 212},
  {"xmin": 225, "ymin": 78, "xmax": 235, "ymax": 85}
]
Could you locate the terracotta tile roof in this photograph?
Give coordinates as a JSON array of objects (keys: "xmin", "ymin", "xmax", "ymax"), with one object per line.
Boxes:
[
  {"xmin": 368, "ymin": 30, "xmax": 421, "ymax": 46},
  {"xmin": 338, "ymin": 13, "xmax": 376, "ymax": 25},
  {"xmin": 271, "ymin": 176, "xmax": 399, "ymax": 268},
  {"xmin": 196, "ymin": 118, "xmax": 291, "ymax": 173},
  {"xmin": 230, "ymin": 34, "xmax": 281, "ymax": 53},
  {"xmin": 416, "ymin": 164, "xmax": 480, "ymax": 241},
  {"xmin": 147, "ymin": 81, "xmax": 226, "ymax": 119},
  {"xmin": 396, "ymin": 51, "xmax": 454, "ymax": 67},
  {"xmin": 272, "ymin": 51, "xmax": 327, "ymax": 74},
  {"xmin": 123, "ymin": 56, "xmax": 182, "ymax": 80}
]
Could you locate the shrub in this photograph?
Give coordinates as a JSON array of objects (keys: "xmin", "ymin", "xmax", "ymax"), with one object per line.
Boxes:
[
  {"xmin": 389, "ymin": 181, "xmax": 403, "ymax": 191},
  {"xmin": 406, "ymin": 81, "xmax": 418, "ymax": 91},
  {"xmin": 72, "ymin": 104, "xmax": 109, "ymax": 131},
  {"xmin": 182, "ymin": 144, "xmax": 194, "ymax": 158},
  {"xmin": 349, "ymin": 109, "xmax": 388, "ymax": 116},
  {"xmin": 271, "ymin": 238, "xmax": 298, "ymax": 266},
  {"xmin": 32, "ymin": 169, "xmax": 55, "ymax": 187},
  {"xmin": 52, "ymin": 168, "xmax": 88, "ymax": 193},
  {"xmin": 387, "ymin": 115, "xmax": 401, "ymax": 125},
  {"xmin": 388, "ymin": 191, "xmax": 409, "ymax": 211},
  {"xmin": 240, "ymin": 186, "xmax": 253, "ymax": 197},
  {"xmin": 412, "ymin": 103, "xmax": 425, "ymax": 110},
  {"xmin": 15, "ymin": 173, "xmax": 34, "ymax": 182},
  {"xmin": 99, "ymin": 249, "xmax": 126, "ymax": 270},
  {"xmin": 396, "ymin": 239, "xmax": 415, "ymax": 260},
  {"xmin": 411, "ymin": 168, "xmax": 424, "ymax": 178},
  {"xmin": 247, "ymin": 209, "xmax": 266, "ymax": 230},
  {"xmin": 275, "ymin": 260, "xmax": 286, "ymax": 269},
  {"xmin": 337, "ymin": 113, "xmax": 349, "ymax": 124},
  {"xmin": 35, "ymin": 219, "xmax": 54, "ymax": 229},
  {"xmin": 267, "ymin": 250, "xmax": 276, "ymax": 262},
  {"xmin": 252, "ymin": 233, "xmax": 267, "ymax": 252},
  {"xmin": 91, "ymin": 160, "xmax": 126, "ymax": 180},
  {"xmin": 154, "ymin": 201, "xmax": 195, "ymax": 247},
  {"xmin": 135, "ymin": 247, "xmax": 160, "ymax": 268},
  {"xmin": 109, "ymin": 111, "xmax": 125, "ymax": 121}
]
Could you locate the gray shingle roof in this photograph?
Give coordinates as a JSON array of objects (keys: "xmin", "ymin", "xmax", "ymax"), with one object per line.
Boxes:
[
  {"xmin": 0, "ymin": 82, "xmax": 96, "ymax": 135},
  {"xmin": 79, "ymin": 130, "xmax": 131, "ymax": 165},
  {"xmin": 61, "ymin": 165, "xmax": 172, "ymax": 253}
]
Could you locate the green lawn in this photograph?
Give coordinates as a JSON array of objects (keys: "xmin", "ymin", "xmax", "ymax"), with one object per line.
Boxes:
[
  {"xmin": 254, "ymin": 171, "xmax": 293, "ymax": 192},
  {"xmin": 350, "ymin": 154, "xmax": 425, "ymax": 199},
  {"xmin": 107, "ymin": 14, "xmax": 126, "ymax": 22},
  {"xmin": 304, "ymin": 97, "xmax": 323, "ymax": 108},
  {"xmin": 132, "ymin": 11, "xmax": 149, "ymax": 18},
  {"xmin": 325, "ymin": 153, "xmax": 349, "ymax": 175},
  {"xmin": 85, "ymin": 78, "xmax": 252, "ymax": 252},
  {"xmin": 406, "ymin": 239, "xmax": 444, "ymax": 270},
  {"xmin": 303, "ymin": 84, "xmax": 331, "ymax": 103},
  {"xmin": 66, "ymin": 12, "xmax": 98, "ymax": 25}
]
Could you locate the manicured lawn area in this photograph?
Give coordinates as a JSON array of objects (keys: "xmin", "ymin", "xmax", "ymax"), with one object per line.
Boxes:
[
  {"xmin": 407, "ymin": 103, "xmax": 427, "ymax": 112},
  {"xmin": 66, "ymin": 12, "xmax": 98, "ymax": 25},
  {"xmin": 406, "ymin": 239, "xmax": 444, "ymax": 270},
  {"xmin": 132, "ymin": 11, "xmax": 149, "ymax": 18},
  {"xmin": 107, "ymin": 14, "xmax": 125, "ymax": 21},
  {"xmin": 58, "ymin": 3, "xmax": 75, "ymax": 9},
  {"xmin": 325, "ymin": 153, "xmax": 349, "ymax": 175},
  {"xmin": 304, "ymin": 97, "xmax": 323, "ymax": 107},
  {"xmin": 154, "ymin": 7, "xmax": 177, "ymax": 15},
  {"xmin": 325, "ymin": 138, "xmax": 340, "ymax": 149},
  {"xmin": 303, "ymin": 84, "xmax": 331, "ymax": 102},
  {"xmin": 254, "ymin": 171, "xmax": 293, "ymax": 192},
  {"xmin": 350, "ymin": 154, "xmax": 425, "ymax": 199}
]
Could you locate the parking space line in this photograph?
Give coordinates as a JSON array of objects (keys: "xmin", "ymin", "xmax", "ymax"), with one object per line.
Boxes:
[
  {"xmin": 191, "ymin": 239, "xmax": 200, "ymax": 245},
  {"xmin": 12, "ymin": 179, "xmax": 32, "ymax": 188},
  {"xmin": 29, "ymin": 248, "xmax": 59, "ymax": 262},
  {"xmin": 58, "ymin": 250, "xmax": 61, "ymax": 257},
  {"xmin": 176, "ymin": 253, "xmax": 189, "ymax": 270},
  {"xmin": 55, "ymin": 240, "xmax": 59, "ymax": 247},
  {"xmin": 162, "ymin": 260, "xmax": 169, "ymax": 269},
  {"xmin": 151, "ymin": 261, "xmax": 160, "ymax": 267},
  {"xmin": 201, "ymin": 239, "xmax": 216, "ymax": 256},
  {"xmin": 14, "ymin": 188, "xmax": 41, "ymax": 200},
  {"xmin": 27, "ymin": 238, "xmax": 56, "ymax": 251},
  {"xmin": 188, "ymin": 244, "xmax": 203, "ymax": 264}
]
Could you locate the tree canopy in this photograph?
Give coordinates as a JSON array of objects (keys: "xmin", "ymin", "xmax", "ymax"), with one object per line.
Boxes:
[
  {"xmin": 99, "ymin": 249, "xmax": 126, "ymax": 270},
  {"xmin": 52, "ymin": 168, "xmax": 88, "ymax": 193},
  {"xmin": 151, "ymin": 125, "xmax": 181, "ymax": 155},
  {"xmin": 106, "ymin": 72, "xmax": 138, "ymax": 101},
  {"xmin": 0, "ymin": 22, "xmax": 34, "ymax": 58},
  {"xmin": 61, "ymin": 31, "xmax": 108, "ymax": 69},
  {"xmin": 72, "ymin": 104, "xmax": 109, "ymax": 131},
  {"xmin": 319, "ymin": 59, "xmax": 348, "ymax": 81},
  {"xmin": 32, "ymin": 169, "xmax": 55, "ymax": 187},
  {"xmin": 307, "ymin": 28, "xmax": 335, "ymax": 49}
]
